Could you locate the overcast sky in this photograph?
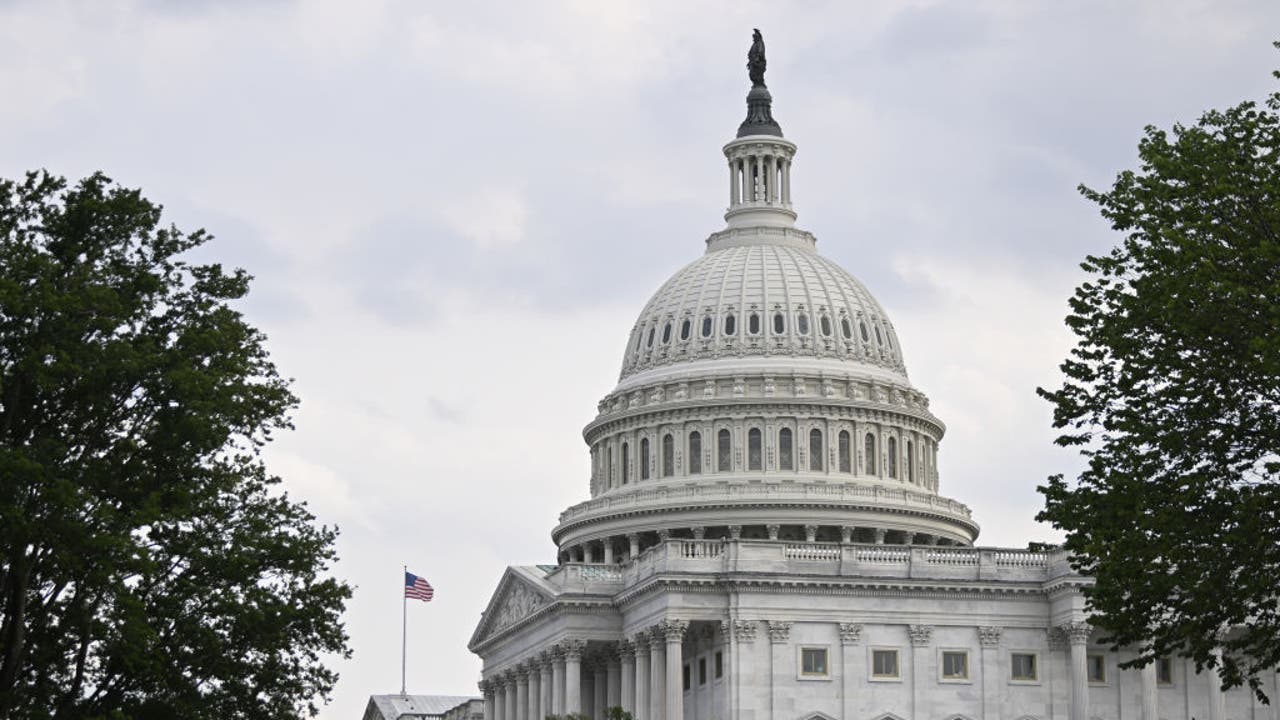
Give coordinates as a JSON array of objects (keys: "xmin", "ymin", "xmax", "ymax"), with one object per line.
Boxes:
[{"xmin": 3, "ymin": 1, "xmax": 1279, "ymax": 718}]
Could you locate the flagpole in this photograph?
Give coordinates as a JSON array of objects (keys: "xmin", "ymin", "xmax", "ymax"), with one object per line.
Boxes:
[{"xmin": 401, "ymin": 564, "xmax": 407, "ymax": 697}]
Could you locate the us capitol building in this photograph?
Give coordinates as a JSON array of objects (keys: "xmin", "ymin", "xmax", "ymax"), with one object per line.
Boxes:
[{"xmin": 465, "ymin": 32, "xmax": 1266, "ymax": 720}]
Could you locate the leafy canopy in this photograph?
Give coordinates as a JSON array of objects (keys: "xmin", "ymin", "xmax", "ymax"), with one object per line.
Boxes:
[
  {"xmin": 0, "ymin": 172, "xmax": 351, "ymax": 719},
  {"xmin": 1038, "ymin": 47, "xmax": 1280, "ymax": 699}
]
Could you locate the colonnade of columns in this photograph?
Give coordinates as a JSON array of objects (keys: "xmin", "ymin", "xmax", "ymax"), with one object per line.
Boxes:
[
  {"xmin": 727, "ymin": 151, "xmax": 792, "ymax": 207},
  {"xmin": 558, "ymin": 524, "xmax": 961, "ymax": 564},
  {"xmin": 481, "ymin": 620, "xmax": 695, "ymax": 720}
]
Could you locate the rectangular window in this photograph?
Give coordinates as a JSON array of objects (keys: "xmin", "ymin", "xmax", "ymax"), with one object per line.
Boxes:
[
  {"xmin": 698, "ymin": 657, "xmax": 707, "ymax": 685},
  {"xmin": 800, "ymin": 647, "xmax": 828, "ymax": 677},
  {"xmin": 1087, "ymin": 654, "xmax": 1106, "ymax": 684},
  {"xmin": 941, "ymin": 651, "xmax": 968, "ymax": 680},
  {"xmin": 682, "ymin": 663, "xmax": 690, "ymax": 692},
  {"xmin": 715, "ymin": 651, "xmax": 723, "ymax": 679},
  {"xmin": 1011, "ymin": 653, "xmax": 1037, "ymax": 681},
  {"xmin": 1157, "ymin": 658, "xmax": 1173, "ymax": 685},
  {"xmin": 871, "ymin": 649, "xmax": 899, "ymax": 678}
]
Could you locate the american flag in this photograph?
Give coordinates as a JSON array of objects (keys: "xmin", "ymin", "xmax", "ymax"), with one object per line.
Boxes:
[{"xmin": 404, "ymin": 571, "xmax": 434, "ymax": 602}]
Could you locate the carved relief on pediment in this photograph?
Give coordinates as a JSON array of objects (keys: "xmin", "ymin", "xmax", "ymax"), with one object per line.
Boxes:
[{"xmin": 486, "ymin": 578, "xmax": 550, "ymax": 638}]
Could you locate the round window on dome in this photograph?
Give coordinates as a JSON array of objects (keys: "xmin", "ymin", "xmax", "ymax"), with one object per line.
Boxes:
[
  {"xmin": 820, "ymin": 315, "xmax": 832, "ymax": 336},
  {"xmin": 680, "ymin": 319, "xmax": 691, "ymax": 341},
  {"xmin": 859, "ymin": 322, "xmax": 869, "ymax": 342},
  {"xmin": 797, "ymin": 313, "xmax": 810, "ymax": 335},
  {"xmin": 647, "ymin": 326, "xmax": 655, "ymax": 348},
  {"xmin": 662, "ymin": 322, "xmax": 672, "ymax": 344},
  {"xmin": 841, "ymin": 317, "xmax": 852, "ymax": 339},
  {"xmin": 748, "ymin": 312, "xmax": 760, "ymax": 335},
  {"xmin": 701, "ymin": 316, "xmax": 713, "ymax": 338},
  {"xmin": 724, "ymin": 313, "xmax": 736, "ymax": 336}
]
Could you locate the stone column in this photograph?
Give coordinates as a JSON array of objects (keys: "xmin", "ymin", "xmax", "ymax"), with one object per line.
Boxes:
[
  {"xmin": 608, "ymin": 646, "xmax": 623, "ymax": 710},
  {"xmin": 873, "ymin": 528, "xmax": 886, "ymax": 545},
  {"xmin": 633, "ymin": 634, "xmax": 651, "ymax": 720},
  {"xmin": 539, "ymin": 653, "xmax": 554, "ymax": 720},
  {"xmin": 1140, "ymin": 661, "xmax": 1157, "ymax": 720},
  {"xmin": 565, "ymin": 639, "xmax": 587, "ymax": 716},
  {"xmin": 592, "ymin": 658, "xmax": 607, "ymax": 720},
  {"xmin": 662, "ymin": 620, "xmax": 689, "ymax": 720},
  {"xmin": 494, "ymin": 678, "xmax": 506, "ymax": 720},
  {"xmin": 909, "ymin": 625, "xmax": 933, "ymax": 720},
  {"xmin": 839, "ymin": 623, "xmax": 863, "ymax": 720},
  {"xmin": 603, "ymin": 541, "xmax": 614, "ymax": 565},
  {"xmin": 729, "ymin": 159, "xmax": 738, "ymax": 206},
  {"xmin": 620, "ymin": 641, "xmax": 637, "ymax": 715},
  {"xmin": 553, "ymin": 649, "xmax": 566, "ymax": 716},
  {"xmin": 650, "ymin": 628, "xmax": 666, "ymax": 720},
  {"xmin": 585, "ymin": 544, "xmax": 596, "ymax": 563},
  {"xmin": 1208, "ymin": 647, "xmax": 1226, "ymax": 720},
  {"xmin": 840, "ymin": 526, "xmax": 853, "ymax": 544},
  {"xmin": 506, "ymin": 674, "xmax": 519, "ymax": 720},
  {"xmin": 767, "ymin": 621, "xmax": 792, "ymax": 720},
  {"xmin": 1062, "ymin": 622, "xmax": 1092, "ymax": 720},
  {"xmin": 766, "ymin": 524, "xmax": 780, "ymax": 540},
  {"xmin": 978, "ymin": 627, "xmax": 1002, "ymax": 720},
  {"xmin": 517, "ymin": 669, "xmax": 530, "ymax": 720},
  {"xmin": 804, "ymin": 524, "xmax": 818, "ymax": 542},
  {"xmin": 482, "ymin": 681, "xmax": 495, "ymax": 720}
]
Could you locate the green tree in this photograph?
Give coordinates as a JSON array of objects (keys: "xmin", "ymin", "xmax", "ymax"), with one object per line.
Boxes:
[
  {"xmin": 1038, "ymin": 49, "xmax": 1280, "ymax": 699},
  {"xmin": 0, "ymin": 172, "xmax": 352, "ymax": 719}
]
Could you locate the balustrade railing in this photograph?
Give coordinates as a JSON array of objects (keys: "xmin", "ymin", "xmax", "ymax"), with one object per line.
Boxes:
[{"xmin": 784, "ymin": 543, "xmax": 841, "ymax": 561}]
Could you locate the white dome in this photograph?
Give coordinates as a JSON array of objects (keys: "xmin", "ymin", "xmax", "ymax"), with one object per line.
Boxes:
[{"xmin": 619, "ymin": 226, "xmax": 907, "ymax": 383}]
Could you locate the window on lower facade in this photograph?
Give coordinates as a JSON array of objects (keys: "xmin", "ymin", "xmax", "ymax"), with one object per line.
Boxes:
[
  {"xmin": 1157, "ymin": 657, "xmax": 1174, "ymax": 685},
  {"xmin": 800, "ymin": 647, "xmax": 828, "ymax": 677},
  {"xmin": 715, "ymin": 651, "xmax": 723, "ymax": 679},
  {"xmin": 809, "ymin": 429, "xmax": 823, "ymax": 471},
  {"xmin": 838, "ymin": 430, "xmax": 851, "ymax": 473},
  {"xmin": 748, "ymin": 428, "xmax": 762, "ymax": 470},
  {"xmin": 688, "ymin": 431, "xmax": 702, "ymax": 475},
  {"xmin": 662, "ymin": 433, "xmax": 674, "ymax": 477},
  {"xmin": 779, "ymin": 428, "xmax": 794, "ymax": 470},
  {"xmin": 640, "ymin": 438, "xmax": 650, "ymax": 480},
  {"xmin": 871, "ymin": 649, "xmax": 899, "ymax": 678},
  {"xmin": 682, "ymin": 663, "xmax": 690, "ymax": 692},
  {"xmin": 698, "ymin": 657, "xmax": 707, "ymax": 685},
  {"xmin": 1087, "ymin": 654, "xmax": 1106, "ymax": 683},
  {"xmin": 1011, "ymin": 653, "xmax": 1037, "ymax": 681},
  {"xmin": 942, "ymin": 651, "xmax": 969, "ymax": 680}
]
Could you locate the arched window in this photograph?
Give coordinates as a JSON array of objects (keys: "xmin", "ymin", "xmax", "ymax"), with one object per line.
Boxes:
[
  {"xmin": 864, "ymin": 433, "xmax": 877, "ymax": 475},
  {"xmin": 608, "ymin": 445, "xmax": 615, "ymax": 486},
  {"xmin": 838, "ymin": 430, "xmax": 851, "ymax": 473},
  {"xmin": 887, "ymin": 436, "xmax": 897, "ymax": 479},
  {"xmin": 773, "ymin": 312, "xmax": 785, "ymax": 334},
  {"xmin": 662, "ymin": 433, "xmax": 674, "ymax": 477},
  {"xmin": 621, "ymin": 442, "xmax": 630, "ymax": 484},
  {"xmin": 748, "ymin": 312, "xmax": 761, "ymax": 334},
  {"xmin": 662, "ymin": 322, "xmax": 672, "ymax": 344},
  {"xmin": 688, "ymin": 431, "xmax": 702, "ymax": 475},
  {"xmin": 647, "ymin": 326, "xmax": 655, "ymax": 347},
  {"xmin": 809, "ymin": 429, "xmax": 823, "ymax": 471},
  {"xmin": 701, "ymin": 316, "xmax": 713, "ymax": 338},
  {"xmin": 797, "ymin": 313, "xmax": 810, "ymax": 335},
  {"xmin": 717, "ymin": 429, "xmax": 732, "ymax": 471},
  {"xmin": 820, "ymin": 314, "xmax": 832, "ymax": 336},
  {"xmin": 680, "ymin": 319, "xmax": 691, "ymax": 341},
  {"xmin": 640, "ymin": 438, "xmax": 650, "ymax": 480},
  {"xmin": 907, "ymin": 440, "xmax": 915, "ymax": 483},
  {"xmin": 724, "ymin": 313, "xmax": 736, "ymax": 336},
  {"xmin": 748, "ymin": 428, "xmax": 762, "ymax": 470},
  {"xmin": 779, "ymin": 428, "xmax": 794, "ymax": 470},
  {"xmin": 841, "ymin": 317, "xmax": 852, "ymax": 339}
]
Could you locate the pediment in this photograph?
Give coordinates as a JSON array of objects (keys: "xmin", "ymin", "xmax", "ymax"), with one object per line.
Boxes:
[
  {"xmin": 871, "ymin": 714, "xmax": 906, "ymax": 720},
  {"xmin": 468, "ymin": 567, "xmax": 558, "ymax": 650}
]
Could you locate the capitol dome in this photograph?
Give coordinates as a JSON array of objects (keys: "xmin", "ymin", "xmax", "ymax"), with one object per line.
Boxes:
[
  {"xmin": 548, "ymin": 68, "xmax": 979, "ymax": 557},
  {"xmin": 618, "ymin": 231, "xmax": 908, "ymax": 386}
]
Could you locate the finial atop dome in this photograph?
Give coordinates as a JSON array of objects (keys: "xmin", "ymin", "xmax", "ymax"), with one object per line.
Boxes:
[{"xmin": 738, "ymin": 29, "xmax": 783, "ymax": 138}]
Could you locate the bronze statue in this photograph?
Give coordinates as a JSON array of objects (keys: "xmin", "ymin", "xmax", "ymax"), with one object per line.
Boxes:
[{"xmin": 748, "ymin": 28, "xmax": 767, "ymax": 87}]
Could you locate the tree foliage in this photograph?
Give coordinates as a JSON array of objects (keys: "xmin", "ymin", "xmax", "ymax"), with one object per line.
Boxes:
[
  {"xmin": 0, "ymin": 172, "xmax": 351, "ymax": 719},
  {"xmin": 1038, "ymin": 50, "xmax": 1280, "ymax": 699}
]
